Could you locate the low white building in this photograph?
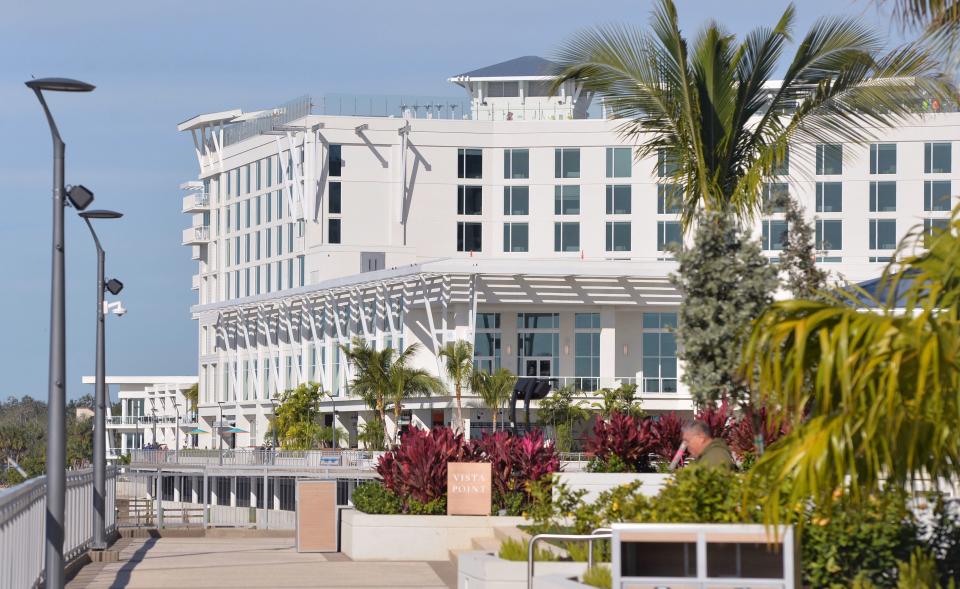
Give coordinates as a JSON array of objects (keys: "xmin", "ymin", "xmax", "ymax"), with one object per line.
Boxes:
[
  {"xmin": 82, "ymin": 376, "xmax": 199, "ymax": 457},
  {"xmin": 175, "ymin": 56, "xmax": 959, "ymax": 447}
]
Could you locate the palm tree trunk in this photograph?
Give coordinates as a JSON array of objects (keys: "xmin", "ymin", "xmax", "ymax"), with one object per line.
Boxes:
[
  {"xmin": 393, "ymin": 404, "xmax": 402, "ymax": 446},
  {"xmin": 454, "ymin": 384, "xmax": 463, "ymax": 433}
]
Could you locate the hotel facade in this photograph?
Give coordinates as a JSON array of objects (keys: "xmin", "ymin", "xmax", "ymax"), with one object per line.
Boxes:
[{"xmin": 174, "ymin": 56, "xmax": 960, "ymax": 449}]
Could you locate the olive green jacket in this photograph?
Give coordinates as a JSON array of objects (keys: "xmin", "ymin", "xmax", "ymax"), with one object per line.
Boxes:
[{"xmin": 696, "ymin": 438, "xmax": 736, "ymax": 470}]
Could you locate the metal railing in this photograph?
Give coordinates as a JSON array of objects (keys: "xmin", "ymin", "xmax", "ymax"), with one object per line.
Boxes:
[
  {"xmin": 528, "ymin": 528, "xmax": 611, "ymax": 588},
  {"xmin": 0, "ymin": 466, "xmax": 117, "ymax": 589},
  {"xmin": 129, "ymin": 448, "xmax": 383, "ymax": 469}
]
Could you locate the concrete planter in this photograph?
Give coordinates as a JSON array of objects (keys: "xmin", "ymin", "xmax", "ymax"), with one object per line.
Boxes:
[
  {"xmin": 457, "ymin": 550, "xmax": 589, "ymax": 589},
  {"xmin": 555, "ymin": 472, "xmax": 670, "ymax": 503},
  {"xmin": 341, "ymin": 510, "xmax": 526, "ymax": 561}
]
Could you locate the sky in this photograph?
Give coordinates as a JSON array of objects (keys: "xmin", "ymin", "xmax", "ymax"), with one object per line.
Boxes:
[{"xmin": 0, "ymin": 0, "xmax": 910, "ymax": 401}]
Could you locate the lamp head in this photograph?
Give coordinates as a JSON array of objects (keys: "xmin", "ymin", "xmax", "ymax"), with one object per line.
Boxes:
[
  {"xmin": 105, "ymin": 278, "xmax": 124, "ymax": 295},
  {"xmin": 79, "ymin": 209, "xmax": 122, "ymax": 220},
  {"xmin": 26, "ymin": 77, "xmax": 96, "ymax": 92},
  {"xmin": 67, "ymin": 185, "xmax": 94, "ymax": 210}
]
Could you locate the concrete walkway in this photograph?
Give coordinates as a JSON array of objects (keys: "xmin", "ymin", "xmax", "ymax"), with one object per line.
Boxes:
[{"xmin": 68, "ymin": 536, "xmax": 455, "ymax": 589}]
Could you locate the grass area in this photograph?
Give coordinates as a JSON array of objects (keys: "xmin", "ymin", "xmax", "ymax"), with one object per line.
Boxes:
[
  {"xmin": 497, "ymin": 537, "xmax": 558, "ymax": 562},
  {"xmin": 582, "ymin": 565, "xmax": 612, "ymax": 589}
]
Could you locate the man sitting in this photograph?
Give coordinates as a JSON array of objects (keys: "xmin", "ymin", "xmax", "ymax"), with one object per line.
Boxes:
[{"xmin": 681, "ymin": 420, "xmax": 735, "ymax": 469}]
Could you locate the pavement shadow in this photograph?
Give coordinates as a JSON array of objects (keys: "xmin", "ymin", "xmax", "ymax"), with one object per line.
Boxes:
[{"xmin": 108, "ymin": 537, "xmax": 159, "ymax": 589}]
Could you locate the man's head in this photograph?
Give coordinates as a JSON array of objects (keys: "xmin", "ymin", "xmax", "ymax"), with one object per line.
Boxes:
[{"xmin": 681, "ymin": 420, "xmax": 713, "ymax": 458}]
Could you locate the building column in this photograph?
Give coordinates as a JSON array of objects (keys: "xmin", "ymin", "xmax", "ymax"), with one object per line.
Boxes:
[{"xmin": 599, "ymin": 307, "xmax": 617, "ymax": 388}]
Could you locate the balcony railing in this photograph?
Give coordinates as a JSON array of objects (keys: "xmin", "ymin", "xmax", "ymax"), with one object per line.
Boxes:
[
  {"xmin": 129, "ymin": 448, "xmax": 383, "ymax": 469},
  {"xmin": 181, "ymin": 225, "xmax": 210, "ymax": 245},
  {"xmin": 181, "ymin": 192, "xmax": 210, "ymax": 213},
  {"xmin": 0, "ymin": 466, "xmax": 117, "ymax": 588}
]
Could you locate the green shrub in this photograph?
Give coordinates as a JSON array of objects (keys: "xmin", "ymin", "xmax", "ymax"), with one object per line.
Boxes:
[
  {"xmin": 801, "ymin": 492, "xmax": 918, "ymax": 588},
  {"xmin": 636, "ymin": 465, "xmax": 748, "ymax": 524},
  {"xmin": 582, "ymin": 564, "xmax": 612, "ymax": 589},
  {"xmin": 497, "ymin": 537, "xmax": 557, "ymax": 562},
  {"xmin": 406, "ymin": 496, "xmax": 446, "ymax": 515},
  {"xmin": 351, "ymin": 481, "xmax": 402, "ymax": 514}
]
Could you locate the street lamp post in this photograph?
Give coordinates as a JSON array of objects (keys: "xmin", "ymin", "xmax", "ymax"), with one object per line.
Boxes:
[
  {"xmin": 26, "ymin": 76, "xmax": 95, "ymax": 589},
  {"xmin": 216, "ymin": 401, "xmax": 225, "ymax": 465},
  {"xmin": 173, "ymin": 402, "xmax": 181, "ymax": 463},
  {"xmin": 78, "ymin": 209, "xmax": 122, "ymax": 551},
  {"xmin": 151, "ymin": 408, "xmax": 157, "ymax": 447}
]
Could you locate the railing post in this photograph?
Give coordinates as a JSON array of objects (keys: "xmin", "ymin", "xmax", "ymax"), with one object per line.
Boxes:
[{"xmin": 202, "ymin": 469, "xmax": 209, "ymax": 528}]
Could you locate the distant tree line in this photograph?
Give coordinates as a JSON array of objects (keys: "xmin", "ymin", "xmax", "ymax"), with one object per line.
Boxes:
[{"xmin": 0, "ymin": 394, "xmax": 95, "ymax": 485}]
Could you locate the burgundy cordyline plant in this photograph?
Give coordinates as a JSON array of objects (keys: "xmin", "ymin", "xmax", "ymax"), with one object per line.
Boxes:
[
  {"xmin": 727, "ymin": 405, "xmax": 790, "ymax": 459},
  {"xmin": 651, "ymin": 411, "xmax": 685, "ymax": 461},
  {"xmin": 695, "ymin": 399, "xmax": 734, "ymax": 441},
  {"xmin": 585, "ymin": 412, "xmax": 657, "ymax": 471}
]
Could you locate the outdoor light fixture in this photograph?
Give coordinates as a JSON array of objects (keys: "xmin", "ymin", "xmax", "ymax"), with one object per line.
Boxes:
[
  {"xmin": 105, "ymin": 279, "xmax": 123, "ymax": 295},
  {"xmin": 67, "ymin": 185, "xmax": 94, "ymax": 210},
  {"xmin": 77, "ymin": 207, "xmax": 122, "ymax": 552},
  {"xmin": 27, "ymin": 74, "xmax": 95, "ymax": 589}
]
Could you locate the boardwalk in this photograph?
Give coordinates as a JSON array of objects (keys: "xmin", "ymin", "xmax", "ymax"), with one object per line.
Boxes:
[{"xmin": 68, "ymin": 535, "xmax": 455, "ymax": 589}]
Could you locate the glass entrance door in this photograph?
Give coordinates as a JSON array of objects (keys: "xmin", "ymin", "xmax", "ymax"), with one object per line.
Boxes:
[{"xmin": 523, "ymin": 358, "xmax": 552, "ymax": 378}]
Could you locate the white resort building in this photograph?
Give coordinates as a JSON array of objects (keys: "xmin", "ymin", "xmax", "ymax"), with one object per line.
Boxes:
[{"xmin": 168, "ymin": 55, "xmax": 959, "ymax": 450}]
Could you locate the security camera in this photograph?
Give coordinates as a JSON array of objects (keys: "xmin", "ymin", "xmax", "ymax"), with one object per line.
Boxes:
[{"xmin": 103, "ymin": 301, "xmax": 127, "ymax": 317}]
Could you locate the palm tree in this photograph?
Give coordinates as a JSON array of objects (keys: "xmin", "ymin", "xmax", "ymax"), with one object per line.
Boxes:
[
  {"xmin": 342, "ymin": 338, "xmax": 443, "ymax": 447},
  {"xmin": 183, "ymin": 383, "xmax": 199, "ymax": 413},
  {"xmin": 551, "ymin": 0, "xmax": 951, "ymax": 231},
  {"xmin": 877, "ymin": 0, "xmax": 960, "ymax": 63},
  {"xmin": 439, "ymin": 340, "xmax": 474, "ymax": 433},
  {"xmin": 741, "ymin": 209, "xmax": 960, "ymax": 518},
  {"xmin": 470, "ymin": 368, "xmax": 517, "ymax": 431},
  {"xmin": 341, "ymin": 338, "xmax": 389, "ymax": 440},
  {"xmin": 384, "ymin": 353, "xmax": 445, "ymax": 445}
]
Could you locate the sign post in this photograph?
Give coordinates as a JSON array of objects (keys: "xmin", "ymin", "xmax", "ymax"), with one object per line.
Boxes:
[{"xmin": 447, "ymin": 462, "xmax": 491, "ymax": 516}]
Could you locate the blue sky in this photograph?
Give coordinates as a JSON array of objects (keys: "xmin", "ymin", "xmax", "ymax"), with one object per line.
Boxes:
[{"xmin": 0, "ymin": 0, "xmax": 905, "ymax": 401}]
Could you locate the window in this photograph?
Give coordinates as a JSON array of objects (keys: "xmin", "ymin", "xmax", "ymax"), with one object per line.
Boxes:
[
  {"xmin": 474, "ymin": 313, "xmax": 501, "ymax": 374},
  {"xmin": 457, "ymin": 186, "xmax": 483, "ymax": 215},
  {"xmin": 329, "ymin": 144, "xmax": 342, "ymax": 177},
  {"xmin": 924, "ymin": 218, "xmax": 949, "ymax": 245},
  {"xmin": 503, "ymin": 186, "xmax": 529, "ymax": 215},
  {"xmin": 815, "ymin": 182, "xmax": 842, "ymax": 213},
  {"xmin": 234, "ymin": 168, "xmax": 240, "ymax": 197},
  {"xmin": 554, "ymin": 185, "xmax": 580, "ymax": 215},
  {"xmin": 266, "ymin": 155, "xmax": 273, "ymax": 186},
  {"xmin": 255, "ymin": 196, "xmax": 262, "ymax": 225},
  {"xmin": 605, "ymin": 222, "xmax": 631, "ymax": 252},
  {"xmin": 234, "ymin": 236, "xmax": 240, "ymax": 265},
  {"xmin": 518, "ymin": 312, "xmax": 559, "ymax": 329},
  {"xmin": 554, "ymin": 148, "xmax": 580, "ymax": 179},
  {"xmin": 642, "ymin": 312, "xmax": 678, "ymax": 393},
  {"xmin": 869, "ymin": 182, "xmax": 897, "ymax": 212},
  {"xmin": 457, "ymin": 222, "xmax": 482, "ymax": 252},
  {"xmin": 527, "ymin": 81, "xmax": 553, "ymax": 97},
  {"xmin": 925, "ymin": 142, "xmax": 951, "ymax": 173},
  {"xmin": 925, "ymin": 180, "xmax": 952, "ymax": 211},
  {"xmin": 870, "ymin": 219, "xmax": 897, "ymax": 250},
  {"xmin": 487, "ymin": 81, "xmax": 519, "ymax": 97},
  {"xmin": 265, "ymin": 228, "xmax": 272, "ymax": 257},
  {"xmin": 244, "ymin": 200, "xmax": 250, "ymax": 228},
  {"xmin": 657, "ymin": 149, "xmax": 679, "ymax": 177},
  {"xmin": 816, "ymin": 143, "xmax": 843, "ymax": 175},
  {"xmin": 503, "ymin": 223, "xmax": 529, "ymax": 252},
  {"xmin": 244, "ymin": 234, "xmax": 250, "ymax": 263},
  {"xmin": 329, "ymin": 182, "xmax": 342, "ymax": 214},
  {"xmin": 458, "ymin": 148, "xmax": 482, "ymax": 179},
  {"xmin": 276, "ymin": 224, "xmax": 283, "ymax": 255},
  {"xmin": 266, "ymin": 194, "xmax": 272, "ymax": 222},
  {"xmin": 245, "ymin": 164, "xmax": 251, "ymax": 194},
  {"xmin": 771, "ymin": 148, "xmax": 789, "ymax": 176},
  {"xmin": 657, "ymin": 221, "xmax": 682, "ymax": 252},
  {"xmin": 328, "ymin": 219, "xmax": 341, "ymax": 244},
  {"xmin": 816, "ymin": 219, "xmax": 843, "ymax": 250},
  {"xmin": 761, "ymin": 220, "xmax": 788, "ymax": 251},
  {"xmin": 575, "ymin": 313, "xmax": 601, "ymax": 392},
  {"xmin": 658, "ymin": 184, "xmax": 682, "ymax": 214},
  {"xmin": 606, "ymin": 147, "xmax": 632, "ymax": 178},
  {"xmin": 870, "ymin": 143, "xmax": 897, "ymax": 174},
  {"xmin": 553, "ymin": 222, "xmax": 580, "ymax": 252},
  {"xmin": 255, "ymin": 160, "xmax": 261, "ymax": 191},
  {"xmin": 762, "ymin": 183, "xmax": 788, "ymax": 213},
  {"xmin": 606, "ymin": 185, "xmax": 632, "ymax": 214},
  {"xmin": 504, "ymin": 149, "xmax": 529, "ymax": 179}
]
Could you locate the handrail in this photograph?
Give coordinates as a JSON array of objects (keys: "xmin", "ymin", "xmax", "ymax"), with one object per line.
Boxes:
[{"xmin": 527, "ymin": 529, "xmax": 612, "ymax": 588}]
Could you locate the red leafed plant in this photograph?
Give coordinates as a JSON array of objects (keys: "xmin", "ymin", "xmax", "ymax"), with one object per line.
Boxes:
[
  {"xmin": 584, "ymin": 412, "xmax": 657, "ymax": 472},
  {"xmin": 376, "ymin": 427, "xmax": 472, "ymax": 504},
  {"xmin": 727, "ymin": 405, "xmax": 790, "ymax": 459},
  {"xmin": 651, "ymin": 412, "xmax": 685, "ymax": 461},
  {"xmin": 469, "ymin": 429, "xmax": 559, "ymax": 502},
  {"xmin": 695, "ymin": 399, "xmax": 734, "ymax": 441}
]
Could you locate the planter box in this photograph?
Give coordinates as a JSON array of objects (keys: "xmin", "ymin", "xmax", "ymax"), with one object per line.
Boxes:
[
  {"xmin": 458, "ymin": 550, "xmax": 588, "ymax": 589},
  {"xmin": 341, "ymin": 510, "xmax": 526, "ymax": 561},
  {"xmin": 555, "ymin": 472, "xmax": 670, "ymax": 503}
]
